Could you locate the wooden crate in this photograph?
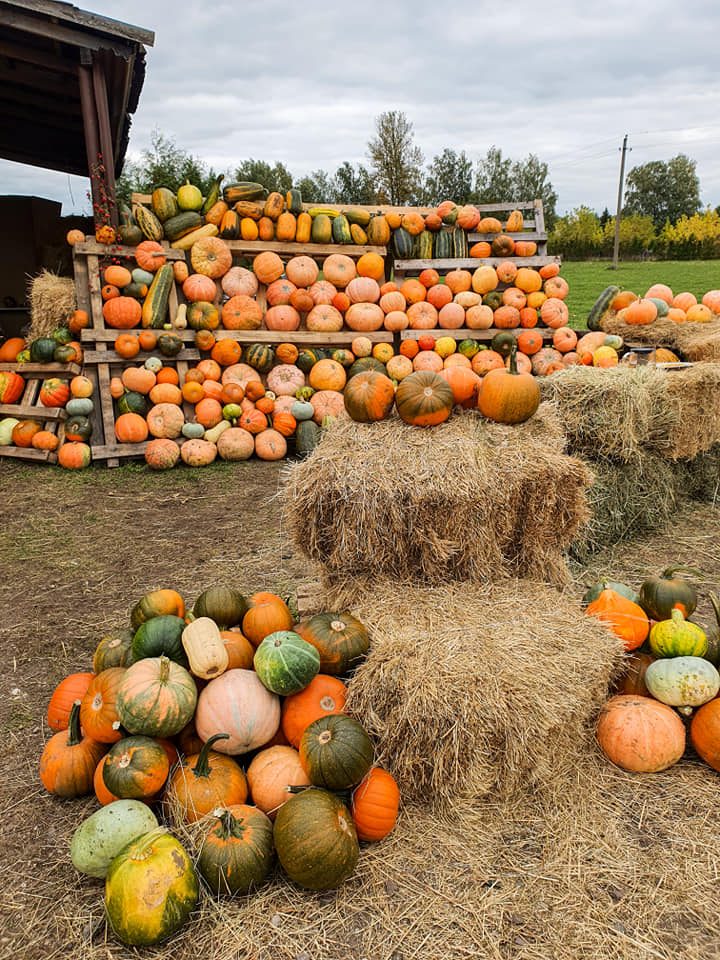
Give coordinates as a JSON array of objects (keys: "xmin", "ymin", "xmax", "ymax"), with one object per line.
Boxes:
[{"xmin": 0, "ymin": 361, "xmax": 80, "ymax": 463}]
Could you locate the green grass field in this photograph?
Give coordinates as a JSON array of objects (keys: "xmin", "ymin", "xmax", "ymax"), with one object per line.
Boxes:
[{"xmin": 562, "ymin": 260, "xmax": 720, "ymax": 327}]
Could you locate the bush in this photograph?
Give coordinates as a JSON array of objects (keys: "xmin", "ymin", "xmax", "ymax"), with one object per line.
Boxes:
[{"xmin": 655, "ymin": 210, "xmax": 720, "ymax": 260}]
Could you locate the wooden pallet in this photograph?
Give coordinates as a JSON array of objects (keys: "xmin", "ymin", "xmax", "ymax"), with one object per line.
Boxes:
[
  {"xmin": 0, "ymin": 362, "xmax": 80, "ymax": 463},
  {"xmin": 400, "ymin": 328, "xmax": 555, "ymax": 343},
  {"xmin": 80, "ymin": 329, "xmax": 393, "ymax": 348}
]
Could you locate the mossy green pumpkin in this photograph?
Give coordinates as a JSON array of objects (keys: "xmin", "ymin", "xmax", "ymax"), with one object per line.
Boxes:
[
  {"xmin": 116, "ymin": 656, "xmax": 197, "ymax": 738},
  {"xmin": 273, "ymin": 788, "xmax": 359, "ymax": 890},
  {"xmin": 295, "ymin": 612, "xmax": 369, "ymax": 675},
  {"xmin": 299, "ymin": 714, "xmax": 373, "ymax": 790},
  {"xmin": 131, "ymin": 615, "xmax": 188, "ymax": 666},
  {"xmin": 93, "ymin": 629, "xmax": 133, "ymax": 672},
  {"xmin": 649, "ymin": 609, "xmax": 707, "ymax": 659},
  {"xmin": 458, "ymin": 339, "xmax": 481, "ymax": 359},
  {"xmin": 296, "ymin": 349, "xmax": 323, "ymax": 374},
  {"xmin": 245, "ymin": 344, "xmax": 275, "ymax": 373},
  {"xmin": 197, "ymin": 805, "xmax": 274, "ymax": 895},
  {"xmin": 639, "ymin": 566, "xmax": 699, "ymax": 621},
  {"xmin": 347, "ymin": 357, "xmax": 386, "ymax": 380},
  {"xmin": 583, "ymin": 579, "xmax": 639, "ymax": 607},
  {"xmin": 105, "ymin": 828, "xmax": 198, "ymax": 946},
  {"xmin": 254, "ymin": 631, "xmax": 320, "ymax": 696},
  {"xmin": 193, "ymin": 586, "xmax": 247, "ymax": 629},
  {"xmin": 117, "ymin": 390, "xmax": 148, "ymax": 416}
]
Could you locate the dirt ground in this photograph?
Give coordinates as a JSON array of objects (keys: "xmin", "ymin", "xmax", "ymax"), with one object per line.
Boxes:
[{"xmin": 1, "ymin": 458, "xmax": 719, "ymax": 960}]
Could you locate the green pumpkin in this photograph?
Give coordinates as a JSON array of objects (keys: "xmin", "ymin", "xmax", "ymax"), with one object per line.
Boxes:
[
  {"xmin": 649, "ymin": 609, "xmax": 707, "ymax": 659},
  {"xmin": 93, "ymin": 629, "xmax": 133, "ymax": 672},
  {"xmin": 273, "ymin": 788, "xmax": 359, "ymax": 891},
  {"xmin": 295, "ymin": 419, "xmax": 320, "ymax": 457},
  {"xmin": 103, "ymin": 736, "xmax": 169, "ymax": 799},
  {"xmin": 65, "ymin": 397, "xmax": 94, "ymax": 417},
  {"xmin": 644, "ymin": 656, "xmax": 719, "ymax": 715},
  {"xmin": 53, "ymin": 344, "xmax": 77, "ymax": 363},
  {"xmin": 157, "ymin": 333, "xmax": 183, "ymax": 357},
  {"xmin": 491, "ymin": 331, "xmax": 517, "ymax": 358},
  {"xmin": 176, "ymin": 181, "xmax": 204, "ymax": 212},
  {"xmin": 131, "ymin": 615, "xmax": 188, "ymax": 666},
  {"xmin": 331, "ymin": 349, "xmax": 355, "ymax": 368},
  {"xmin": 193, "ymin": 585, "xmax": 247, "ymax": 629},
  {"xmin": 458, "ymin": 339, "xmax": 481, "ymax": 359},
  {"xmin": 116, "ymin": 656, "xmax": 197, "ymax": 738},
  {"xmin": 51, "ymin": 326, "xmax": 72, "ymax": 345},
  {"xmin": 181, "ymin": 423, "xmax": 205, "ymax": 439},
  {"xmin": 105, "ymin": 828, "xmax": 198, "ymax": 946},
  {"xmin": 30, "ymin": 338, "xmax": 57, "ymax": 363},
  {"xmin": 118, "ymin": 391, "xmax": 148, "ymax": 416},
  {"xmin": 583, "ymin": 579, "xmax": 639, "ymax": 607},
  {"xmin": 71, "ymin": 800, "xmax": 158, "ymax": 878},
  {"xmin": 245, "ymin": 343, "xmax": 275, "ymax": 373},
  {"xmin": 296, "ymin": 349, "xmax": 322, "ymax": 374},
  {"xmin": 299, "ymin": 714, "xmax": 373, "ymax": 790},
  {"xmin": 65, "ymin": 415, "xmax": 93, "ymax": 441},
  {"xmin": 291, "ymin": 400, "xmax": 314, "ymax": 421},
  {"xmin": 197, "ymin": 806, "xmax": 274, "ymax": 895},
  {"xmin": 254, "ymin": 631, "xmax": 321, "ymax": 695},
  {"xmin": 649, "ymin": 297, "xmax": 669, "ymax": 318},
  {"xmin": 295, "ymin": 611, "xmax": 369, "ymax": 675},
  {"xmin": 132, "ymin": 268, "xmax": 155, "ymax": 286},
  {"xmin": 639, "ymin": 566, "xmax": 699, "ymax": 621},
  {"xmin": 347, "ymin": 357, "xmax": 386, "ymax": 379}
]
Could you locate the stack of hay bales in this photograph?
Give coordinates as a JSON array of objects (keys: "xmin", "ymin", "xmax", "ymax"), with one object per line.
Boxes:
[
  {"xmin": 540, "ymin": 364, "xmax": 720, "ymax": 560},
  {"xmin": 602, "ymin": 312, "xmax": 720, "ymax": 362},
  {"xmin": 284, "ymin": 407, "xmax": 624, "ymax": 809},
  {"xmin": 28, "ymin": 270, "xmax": 76, "ymax": 338}
]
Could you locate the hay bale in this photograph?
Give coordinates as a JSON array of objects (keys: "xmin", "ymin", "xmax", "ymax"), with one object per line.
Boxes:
[
  {"xmin": 540, "ymin": 365, "xmax": 673, "ymax": 461},
  {"xmin": 318, "ymin": 577, "xmax": 624, "ymax": 809},
  {"xmin": 674, "ymin": 319, "xmax": 720, "ymax": 361},
  {"xmin": 570, "ymin": 452, "xmax": 681, "ymax": 562},
  {"xmin": 27, "ymin": 270, "xmax": 76, "ymax": 339},
  {"xmin": 601, "ymin": 312, "xmax": 681, "ymax": 345},
  {"xmin": 602, "ymin": 312, "xmax": 720, "ymax": 362},
  {"xmin": 645, "ymin": 362, "xmax": 720, "ymax": 459},
  {"xmin": 681, "ymin": 444, "xmax": 720, "ymax": 504},
  {"xmin": 284, "ymin": 405, "xmax": 591, "ymax": 588}
]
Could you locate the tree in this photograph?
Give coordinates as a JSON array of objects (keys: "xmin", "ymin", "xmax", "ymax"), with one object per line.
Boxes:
[
  {"xmin": 510, "ymin": 154, "xmax": 558, "ymax": 228},
  {"xmin": 295, "ymin": 169, "xmax": 333, "ymax": 203},
  {"xmin": 233, "ymin": 159, "xmax": 293, "ymax": 195},
  {"xmin": 331, "ymin": 162, "xmax": 376, "ymax": 204},
  {"xmin": 599, "ymin": 207, "xmax": 611, "ymax": 228},
  {"xmin": 548, "ymin": 207, "xmax": 604, "ymax": 260},
  {"xmin": 424, "ymin": 149, "xmax": 474, "ymax": 205},
  {"xmin": 367, "ymin": 111, "xmax": 424, "ymax": 205},
  {"xmin": 116, "ymin": 130, "xmax": 218, "ymax": 207},
  {"xmin": 624, "ymin": 154, "xmax": 701, "ymax": 228},
  {"xmin": 474, "ymin": 146, "xmax": 513, "ymax": 204}
]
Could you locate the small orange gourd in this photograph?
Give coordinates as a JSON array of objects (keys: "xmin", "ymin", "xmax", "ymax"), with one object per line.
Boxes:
[{"xmin": 586, "ymin": 589, "xmax": 649, "ymax": 651}]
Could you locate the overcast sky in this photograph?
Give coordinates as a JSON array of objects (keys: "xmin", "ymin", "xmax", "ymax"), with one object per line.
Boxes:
[{"xmin": 3, "ymin": 0, "xmax": 720, "ymax": 216}]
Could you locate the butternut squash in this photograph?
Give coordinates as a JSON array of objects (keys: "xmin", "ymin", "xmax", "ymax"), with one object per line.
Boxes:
[{"xmin": 182, "ymin": 617, "xmax": 229, "ymax": 680}]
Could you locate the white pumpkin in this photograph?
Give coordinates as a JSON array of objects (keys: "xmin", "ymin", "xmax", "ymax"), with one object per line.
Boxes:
[
  {"xmin": 266, "ymin": 364, "xmax": 305, "ymax": 397},
  {"xmin": 195, "ymin": 669, "xmax": 280, "ymax": 754},
  {"xmin": 70, "ymin": 800, "xmax": 158, "ymax": 878},
  {"xmin": 645, "ymin": 656, "xmax": 720, "ymax": 715},
  {"xmin": 0, "ymin": 417, "xmax": 19, "ymax": 445}
]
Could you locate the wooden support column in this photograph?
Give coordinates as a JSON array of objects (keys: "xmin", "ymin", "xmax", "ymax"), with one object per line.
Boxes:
[
  {"xmin": 78, "ymin": 51, "xmax": 118, "ymax": 231},
  {"xmin": 92, "ymin": 56, "xmax": 118, "ymax": 228},
  {"xmin": 78, "ymin": 53, "xmax": 102, "ymax": 229}
]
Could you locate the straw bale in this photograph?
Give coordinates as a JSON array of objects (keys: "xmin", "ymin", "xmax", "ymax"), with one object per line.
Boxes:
[
  {"xmin": 602, "ymin": 312, "xmax": 720, "ymax": 362},
  {"xmin": 674, "ymin": 318, "xmax": 720, "ymax": 361},
  {"xmin": 27, "ymin": 269, "xmax": 76, "ymax": 338},
  {"xmin": 601, "ymin": 312, "xmax": 681, "ymax": 345},
  {"xmin": 284, "ymin": 404, "xmax": 591, "ymax": 588},
  {"xmin": 645, "ymin": 362, "xmax": 720, "ymax": 460},
  {"xmin": 318, "ymin": 576, "xmax": 624, "ymax": 808},
  {"xmin": 540, "ymin": 364, "xmax": 672, "ymax": 461},
  {"xmin": 680, "ymin": 443, "xmax": 720, "ymax": 504},
  {"xmin": 571, "ymin": 452, "xmax": 681, "ymax": 562}
]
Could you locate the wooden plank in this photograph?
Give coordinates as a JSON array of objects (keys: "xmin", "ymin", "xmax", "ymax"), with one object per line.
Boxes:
[
  {"xmin": 224, "ymin": 240, "xmax": 386, "ymax": 258},
  {"xmin": 0, "ymin": 362, "xmax": 82, "ymax": 375},
  {"xmin": 86, "ymin": 253, "xmax": 119, "ymax": 467},
  {"xmin": 400, "ymin": 328, "xmax": 555, "ymax": 342},
  {"xmin": 80, "ymin": 329, "xmax": 196, "ymax": 343},
  {"xmin": 132, "ymin": 196, "xmax": 544, "ymax": 216},
  {"xmin": 80, "ymin": 329, "xmax": 393, "ymax": 345},
  {"xmin": 0, "ymin": 403, "xmax": 66, "ymax": 419},
  {"xmin": 393, "ymin": 256, "xmax": 561, "ymax": 271},
  {"xmin": 534, "ymin": 201, "xmax": 548, "ymax": 257},
  {"xmin": 467, "ymin": 230, "xmax": 546, "ymax": 242},
  {"xmin": 74, "ymin": 240, "xmax": 186, "ymax": 260},
  {"xmin": 0, "ymin": 446, "xmax": 53, "ymax": 462},
  {"xmin": 73, "ymin": 254, "xmax": 105, "ymax": 453},
  {"xmin": 82, "ymin": 349, "xmax": 201, "ymax": 363}
]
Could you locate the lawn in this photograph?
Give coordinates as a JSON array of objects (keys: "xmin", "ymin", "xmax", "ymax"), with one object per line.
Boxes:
[{"xmin": 562, "ymin": 259, "xmax": 720, "ymax": 327}]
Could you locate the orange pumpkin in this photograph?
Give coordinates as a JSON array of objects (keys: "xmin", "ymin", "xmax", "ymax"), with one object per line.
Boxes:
[
  {"xmin": 478, "ymin": 348, "xmax": 540, "ymax": 425},
  {"xmin": 103, "ymin": 297, "xmax": 141, "ymax": 329},
  {"xmin": 470, "ymin": 241, "xmax": 492, "ymax": 258},
  {"xmin": 401, "ymin": 211, "xmax": 425, "ymax": 235},
  {"xmin": 68, "ymin": 309, "xmax": 90, "ymax": 335},
  {"xmin": 395, "ymin": 370, "xmax": 454, "ymax": 426},
  {"xmin": 597, "ymin": 695, "xmax": 685, "ymax": 773},
  {"xmin": 265, "ymin": 305, "xmax": 301, "ymax": 331},
  {"xmin": 586, "ymin": 589, "xmax": 649, "ymax": 651},
  {"xmin": 418, "ymin": 269, "xmax": 440, "ymax": 288},
  {"xmin": 281, "ymin": 675, "xmax": 348, "ymax": 748},
  {"xmin": 57, "ymin": 442, "xmax": 91, "ymax": 469},
  {"xmin": 285, "ymin": 255, "xmax": 319, "ymax": 288},
  {"xmin": 471, "ymin": 350, "xmax": 505, "ymax": 376},
  {"xmin": 351, "ymin": 767, "xmax": 400, "ymax": 841},
  {"xmin": 156, "ymin": 367, "xmax": 179, "ymax": 386},
  {"xmin": 624, "ymin": 299, "xmax": 658, "ymax": 326},
  {"xmin": 540, "ymin": 298, "xmax": 569, "ymax": 329},
  {"xmin": 104, "ymin": 265, "xmax": 132, "ymax": 287},
  {"xmin": 439, "ymin": 366, "xmax": 481, "ymax": 407},
  {"xmin": 191, "ymin": 237, "xmax": 232, "ymax": 278},
  {"xmin": 222, "ymin": 295, "xmax": 263, "ymax": 331},
  {"xmin": 690, "ymin": 699, "xmax": 720, "ymax": 771},
  {"xmin": 121, "ymin": 366, "xmax": 156, "ymax": 394},
  {"xmin": 149, "ymin": 383, "xmax": 183, "ymax": 407},
  {"xmin": 80, "ymin": 668, "xmax": 125, "ymax": 743},
  {"xmin": 517, "ymin": 330, "xmax": 544, "ymax": 355},
  {"xmin": 135, "ymin": 240, "xmax": 167, "ymax": 272},
  {"xmin": 493, "ymin": 305, "xmax": 521, "ymax": 330},
  {"xmin": 195, "ymin": 397, "xmax": 223, "ymax": 428},
  {"xmin": 210, "ymin": 339, "xmax": 242, "ymax": 367},
  {"xmin": 255, "ymin": 428, "xmax": 287, "ymax": 461},
  {"xmin": 309, "ymin": 359, "xmax": 347, "ymax": 392},
  {"xmin": 246, "ymin": 745, "xmax": 310, "ymax": 819},
  {"xmin": 356, "ymin": 252, "xmax": 385, "ymax": 281},
  {"xmin": 115, "ymin": 412, "xmax": 149, "ymax": 443},
  {"xmin": 243, "ymin": 593, "xmax": 294, "ymax": 647},
  {"xmin": 552, "ymin": 326, "xmax": 578, "ymax": 353},
  {"xmin": 12, "ymin": 420, "xmax": 41, "ymax": 447},
  {"xmin": 253, "ymin": 251, "xmax": 284, "ymax": 285},
  {"xmin": 114, "ymin": 332, "xmax": 140, "ymax": 359},
  {"xmin": 32, "ymin": 430, "xmax": 60, "ymax": 451},
  {"xmin": 183, "ymin": 274, "xmax": 217, "ymax": 302},
  {"xmin": 197, "ymin": 359, "xmax": 222, "ymax": 381},
  {"xmin": 138, "ymin": 329, "xmax": 158, "ymax": 351},
  {"xmin": 323, "ymin": 254, "xmax": 357, "ymax": 289},
  {"xmin": 173, "ymin": 260, "xmax": 190, "ymax": 284},
  {"xmin": 495, "ymin": 261, "xmax": 517, "ymax": 285}
]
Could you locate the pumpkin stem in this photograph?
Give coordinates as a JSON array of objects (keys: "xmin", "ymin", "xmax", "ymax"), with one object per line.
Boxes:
[
  {"xmin": 158, "ymin": 655, "xmax": 171, "ymax": 683},
  {"xmin": 508, "ymin": 344, "xmax": 519, "ymax": 376},
  {"xmin": 192, "ymin": 733, "xmax": 229, "ymax": 778},
  {"xmin": 66, "ymin": 700, "xmax": 83, "ymax": 747},
  {"xmin": 669, "ymin": 608, "xmax": 686, "ymax": 625},
  {"xmin": 287, "ymin": 784, "xmax": 314, "ymax": 794},
  {"xmin": 215, "ymin": 807, "xmax": 246, "ymax": 840},
  {"xmin": 661, "ymin": 565, "xmax": 703, "ymax": 580},
  {"xmin": 129, "ymin": 826, "xmax": 169, "ymax": 860}
]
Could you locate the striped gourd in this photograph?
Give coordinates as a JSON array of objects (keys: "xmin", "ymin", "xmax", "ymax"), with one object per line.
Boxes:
[
  {"xmin": 133, "ymin": 205, "xmax": 164, "ymax": 241},
  {"xmin": 286, "ymin": 189, "xmax": 303, "ymax": 215},
  {"xmin": 245, "ymin": 343, "xmax": 275, "ymax": 373},
  {"xmin": 223, "ymin": 182, "xmax": 267, "ymax": 203},
  {"xmin": 151, "ymin": 188, "xmax": 178, "ymax": 223},
  {"xmin": 392, "ymin": 227, "xmax": 414, "ymax": 259},
  {"xmin": 452, "ymin": 227, "xmax": 468, "ymax": 258},
  {"xmin": 350, "ymin": 224, "xmax": 368, "ymax": 245},
  {"xmin": 163, "ymin": 212, "xmax": 202, "ymax": 242},
  {"xmin": 141, "ymin": 264, "xmax": 174, "ymax": 329},
  {"xmin": 332, "ymin": 215, "xmax": 352, "ymax": 244},
  {"xmin": 413, "ymin": 231, "xmax": 433, "ymax": 259},
  {"xmin": 434, "ymin": 229, "xmax": 453, "ymax": 259}
]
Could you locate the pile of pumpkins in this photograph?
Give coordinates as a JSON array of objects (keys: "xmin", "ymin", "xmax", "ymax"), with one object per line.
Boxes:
[
  {"xmin": 40, "ymin": 585, "xmax": 400, "ymax": 946},
  {"xmin": 589, "ymin": 283, "xmax": 720, "ymax": 330},
  {"xmin": 71, "ymin": 175, "xmax": 542, "ymax": 264},
  {"xmin": 585, "ymin": 567, "xmax": 720, "ymax": 774}
]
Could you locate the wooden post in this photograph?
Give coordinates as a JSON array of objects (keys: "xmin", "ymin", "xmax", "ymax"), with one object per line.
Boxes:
[
  {"xmin": 92, "ymin": 57, "xmax": 119, "ymax": 228},
  {"xmin": 77, "ymin": 55, "xmax": 102, "ymax": 229},
  {"xmin": 611, "ymin": 135, "xmax": 630, "ymax": 270}
]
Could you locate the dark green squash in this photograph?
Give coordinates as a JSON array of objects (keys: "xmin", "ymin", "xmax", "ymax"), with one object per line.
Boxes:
[
  {"xmin": 202, "ymin": 174, "xmax": 225, "ymax": 215},
  {"xmin": 413, "ymin": 231, "xmax": 433, "ymax": 259},
  {"xmin": 491, "ymin": 331, "xmax": 517, "ymax": 358},
  {"xmin": 347, "ymin": 357, "xmax": 386, "ymax": 380},
  {"xmin": 295, "ymin": 420, "xmax": 320, "ymax": 458},
  {"xmin": 587, "ymin": 285, "xmax": 620, "ymax": 331},
  {"xmin": 299, "ymin": 715, "xmax": 373, "ymax": 790},
  {"xmin": 223, "ymin": 182, "xmax": 268, "ymax": 204},
  {"xmin": 52, "ymin": 326, "xmax": 72, "ymax": 345},
  {"xmin": 392, "ymin": 227, "xmax": 414, "ymax": 259},
  {"xmin": 331, "ymin": 215, "xmax": 352, "ymax": 245},
  {"xmin": 253, "ymin": 631, "xmax": 320, "ymax": 695},
  {"xmin": 163, "ymin": 211, "xmax": 202, "ymax": 242},
  {"xmin": 296, "ymin": 349, "xmax": 323, "ymax": 374},
  {"xmin": 193, "ymin": 585, "xmax": 247, "ymax": 628},
  {"xmin": 53, "ymin": 344, "xmax": 78, "ymax": 363},
  {"xmin": 29, "ymin": 338, "xmax": 57, "ymax": 363},
  {"xmin": 102, "ymin": 736, "xmax": 169, "ymax": 800},
  {"xmin": 131, "ymin": 615, "xmax": 188, "ymax": 667},
  {"xmin": 452, "ymin": 226, "xmax": 468, "ymax": 258},
  {"xmin": 638, "ymin": 566, "xmax": 700, "ymax": 621},
  {"xmin": 198, "ymin": 805, "xmax": 274, "ymax": 895},
  {"xmin": 117, "ymin": 391, "xmax": 148, "ymax": 416},
  {"xmin": 434, "ymin": 229, "xmax": 454, "ymax": 259},
  {"xmin": 157, "ymin": 334, "xmax": 183, "ymax": 357},
  {"xmin": 93, "ymin": 629, "xmax": 133, "ymax": 672},
  {"xmin": 285, "ymin": 188, "xmax": 303, "ymax": 216},
  {"xmin": 245, "ymin": 343, "xmax": 275, "ymax": 374},
  {"xmin": 483, "ymin": 290, "xmax": 503, "ymax": 311},
  {"xmin": 458, "ymin": 339, "xmax": 481, "ymax": 359},
  {"xmin": 273, "ymin": 787, "xmax": 359, "ymax": 890},
  {"xmin": 64, "ymin": 415, "xmax": 93, "ymax": 442},
  {"xmin": 295, "ymin": 611, "xmax": 369, "ymax": 675}
]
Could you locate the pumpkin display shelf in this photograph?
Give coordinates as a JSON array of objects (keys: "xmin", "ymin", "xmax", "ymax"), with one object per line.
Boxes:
[{"xmin": 0, "ymin": 360, "xmax": 80, "ymax": 463}]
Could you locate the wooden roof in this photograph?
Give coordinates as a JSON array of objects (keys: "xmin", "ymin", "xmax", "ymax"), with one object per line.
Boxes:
[{"xmin": 0, "ymin": 0, "xmax": 154, "ymax": 176}]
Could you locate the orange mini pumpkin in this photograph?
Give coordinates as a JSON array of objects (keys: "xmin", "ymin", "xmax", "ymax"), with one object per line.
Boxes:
[{"xmin": 586, "ymin": 589, "xmax": 649, "ymax": 651}]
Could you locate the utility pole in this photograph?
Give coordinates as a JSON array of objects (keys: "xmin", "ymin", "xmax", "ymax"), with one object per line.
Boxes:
[{"xmin": 611, "ymin": 134, "xmax": 630, "ymax": 269}]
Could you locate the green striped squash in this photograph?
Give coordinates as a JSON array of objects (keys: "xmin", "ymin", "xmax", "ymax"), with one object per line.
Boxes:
[
  {"xmin": 253, "ymin": 631, "xmax": 320, "ymax": 695},
  {"xmin": 245, "ymin": 343, "xmax": 275, "ymax": 373}
]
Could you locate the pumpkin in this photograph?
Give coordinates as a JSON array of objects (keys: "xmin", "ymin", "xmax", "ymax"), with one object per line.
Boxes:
[
  {"xmin": 586, "ymin": 589, "xmax": 649, "ymax": 652},
  {"xmin": 80, "ymin": 668, "xmax": 125, "ymax": 743},
  {"xmin": 102, "ymin": 736, "xmax": 170, "ymax": 800},
  {"xmin": 386, "ymin": 355, "xmax": 413, "ymax": 380},
  {"xmin": 439, "ymin": 366, "xmax": 481, "ymax": 408},
  {"xmin": 356, "ymin": 252, "xmax": 385, "ymax": 281},
  {"xmin": 11, "ymin": 419, "xmax": 41, "ymax": 447},
  {"xmin": 197, "ymin": 805, "xmax": 274, "ymax": 895},
  {"xmin": 254, "ymin": 631, "xmax": 321, "ymax": 696},
  {"xmin": 166, "ymin": 733, "xmax": 248, "ymax": 823},
  {"xmin": 478, "ymin": 347, "xmax": 540, "ymax": 425},
  {"xmin": 323, "ymin": 254, "xmax": 356, "ymax": 288},
  {"xmin": 625, "ymin": 298, "xmax": 657, "ymax": 325},
  {"xmin": 273, "ymin": 788, "xmax": 359, "ymax": 890},
  {"xmin": 690, "ymin": 699, "xmax": 720, "ymax": 770},
  {"xmin": 243, "ymin": 593, "xmax": 294, "ymax": 647},
  {"xmin": 266, "ymin": 364, "xmax": 305, "ymax": 398},
  {"xmin": 47, "ymin": 672, "xmax": 94, "ymax": 731},
  {"xmin": 286, "ymin": 255, "xmax": 319, "ymax": 287},
  {"xmin": 195, "ymin": 669, "xmax": 281, "ymax": 754},
  {"xmin": 114, "ymin": 333, "xmax": 140, "ymax": 359},
  {"xmin": 221, "ymin": 630, "xmax": 255, "ymax": 670},
  {"xmin": 132, "ymin": 614, "xmax": 188, "ymax": 664},
  {"xmin": 39, "ymin": 702, "xmax": 106, "ymax": 797},
  {"xmin": 93, "ymin": 632, "xmax": 133, "ymax": 673},
  {"xmin": 340, "ymin": 370, "xmax": 394, "ymax": 422},
  {"xmin": 70, "ymin": 799, "xmax": 158, "ymax": 879},
  {"xmin": 191, "ymin": 236, "xmax": 232, "ymax": 278},
  {"xmin": 221, "ymin": 266, "xmax": 258, "ymax": 298},
  {"xmin": 246, "ymin": 746, "xmax": 310, "ymax": 818},
  {"xmin": 146, "ymin": 404, "xmax": 184, "ymax": 440},
  {"xmin": 596, "ymin": 695, "xmax": 685, "ymax": 773},
  {"xmin": 306, "ymin": 303, "xmax": 344, "ymax": 333},
  {"xmin": 351, "ymin": 767, "xmax": 400, "ymax": 841},
  {"xmin": 183, "ymin": 273, "xmax": 217, "ymax": 302},
  {"xmin": 103, "ymin": 297, "xmax": 142, "ymax": 329},
  {"xmin": 465, "ymin": 305, "xmax": 494, "ymax": 330},
  {"xmin": 644, "ymin": 657, "xmax": 719, "ymax": 715},
  {"xmin": 395, "ymin": 370, "xmax": 454, "ymax": 427},
  {"xmin": 614, "ymin": 652, "xmax": 655, "ymax": 697},
  {"xmin": 281, "ymin": 675, "xmax": 348, "ymax": 748},
  {"xmin": 105, "ymin": 828, "xmax": 198, "ymax": 946},
  {"xmin": 194, "ymin": 585, "xmax": 247, "ymax": 629},
  {"xmin": 186, "ymin": 301, "xmax": 220, "ymax": 331},
  {"xmin": 517, "ymin": 330, "xmax": 544, "ymax": 356},
  {"xmin": 0, "ymin": 337, "xmax": 25, "ymax": 362},
  {"xmin": 583, "ymin": 580, "xmax": 639, "ymax": 606},
  {"xmin": 115, "ymin": 412, "xmax": 148, "ymax": 443},
  {"xmin": 219, "ymin": 295, "xmax": 261, "ymax": 331},
  {"xmin": 649, "ymin": 609, "xmax": 707, "ymax": 659},
  {"xmin": 255, "ymin": 428, "xmax": 287, "ymax": 460},
  {"xmin": 57, "ymin": 442, "xmax": 92, "ymax": 469},
  {"xmin": 121, "ymin": 366, "xmax": 155, "ymax": 394},
  {"xmin": 345, "ymin": 302, "xmax": 385, "ymax": 332},
  {"xmin": 300, "ymin": 715, "xmax": 373, "ymax": 791},
  {"xmin": 131, "ymin": 589, "xmax": 185, "ymax": 629},
  {"xmin": 309, "ymin": 280, "xmax": 338, "ymax": 305},
  {"xmin": 638, "ymin": 566, "xmax": 699, "ymax": 620},
  {"xmin": 117, "ymin": 656, "xmax": 197, "ymax": 738},
  {"xmin": 216, "ymin": 427, "xmax": 255, "ymax": 461}
]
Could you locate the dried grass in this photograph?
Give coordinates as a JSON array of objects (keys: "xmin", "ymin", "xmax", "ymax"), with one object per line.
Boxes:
[
  {"xmin": 27, "ymin": 270, "xmax": 76, "ymax": 339},
  {"xmin": 284, "ymin": 405, "xmax": 591, "ymax": 588},
  {"xmin": 571, "ymin": 452, "xmax": 681, "ymax": 561},
  {"xmin": 316, "ymin": 577, "xmax": 624, "ymax": 808},
  {"xmin": 602, "ymin": 313, "xmax": 720, "ymax": 362},
  {"xmin": 680, "ymin": 444, "xmax": 720, "ymax": 505},
  {"xmin": 646, "ymin": 362, "xmax": 720, "ymax": 460}
]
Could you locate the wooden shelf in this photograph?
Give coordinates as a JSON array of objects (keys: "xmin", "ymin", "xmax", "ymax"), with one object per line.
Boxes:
[
  {"xmin": 223, "ymin": 240, "xmax": 386, "ymax": 258},
  {"xmin": 80, "ymin": 329, "xmax": 393, "ymax": 346},
  {"xmin": 394, "ymin": 256, "xmax": 560, "ymax": 272},
  {"xmin": 0, "ymin": 362, "xmax": 81, "ymax": 375},
  {"xmin": 400, "ymin": 328, "xmax": 555, "ymax": 342}
]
